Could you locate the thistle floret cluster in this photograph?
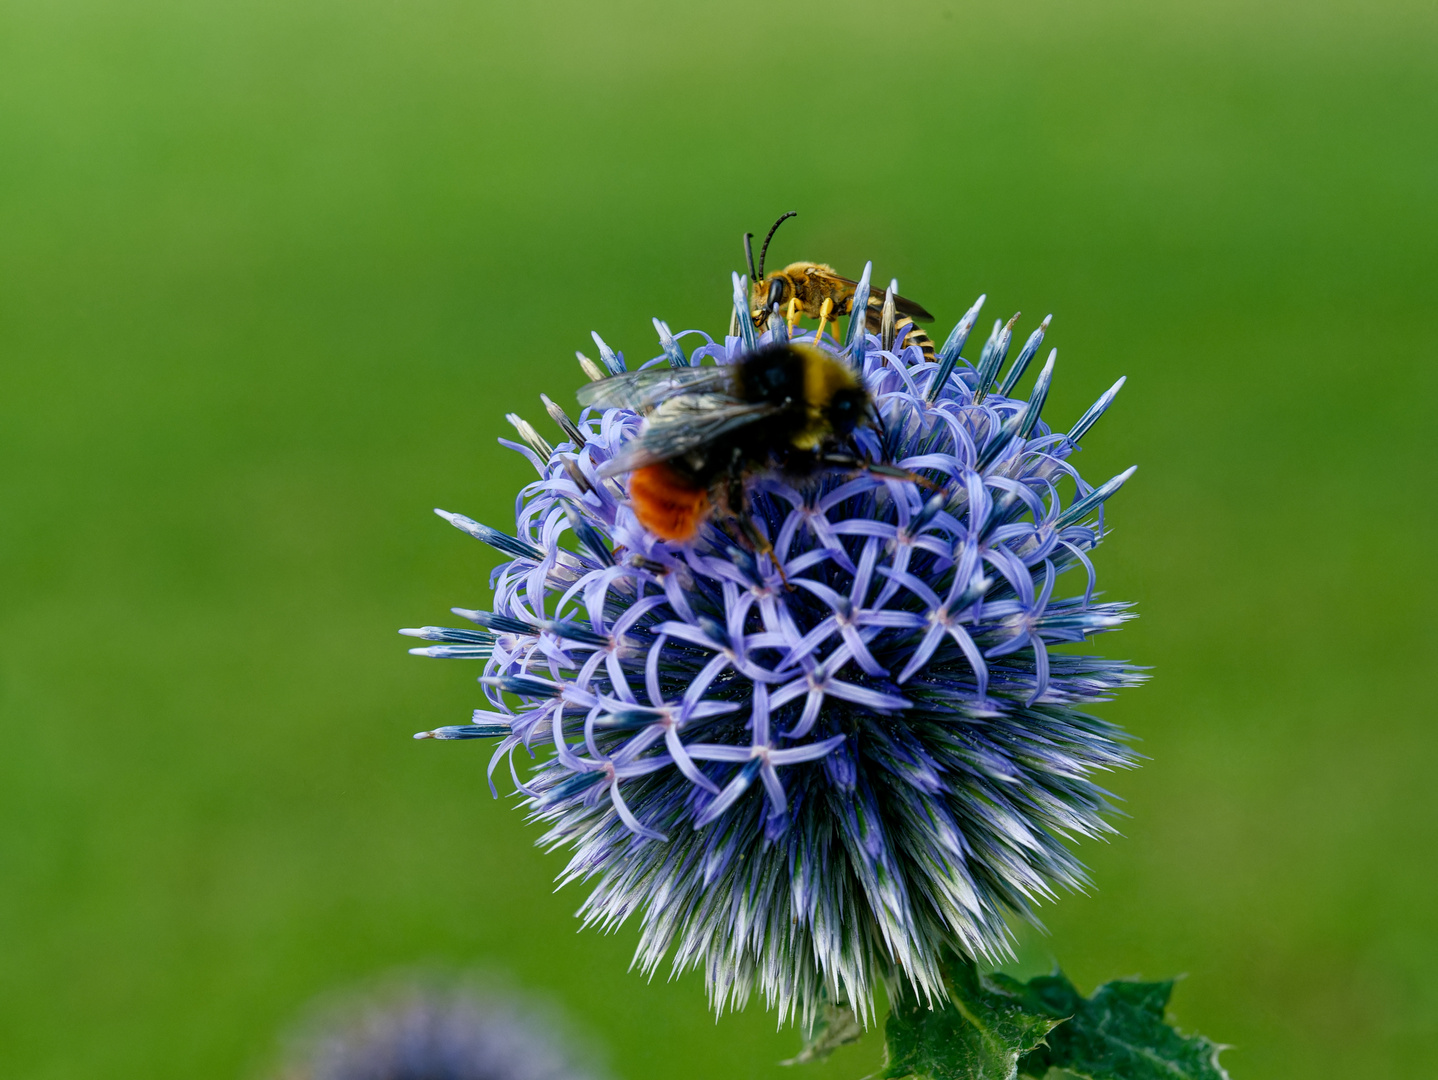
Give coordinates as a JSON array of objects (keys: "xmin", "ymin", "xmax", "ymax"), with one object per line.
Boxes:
[
  {"xmin": 404, "ymin": 266, "xmax": 1144, "ymax": 1029},
  {"xmin": 274, "ymin": 979, "xmax": 598, "ymax": 1080}
]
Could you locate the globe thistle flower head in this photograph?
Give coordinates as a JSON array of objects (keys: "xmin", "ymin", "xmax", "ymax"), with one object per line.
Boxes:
[{"xmin": 405, "ymin": 266, "xmax": 1145, "ymax": 1028}]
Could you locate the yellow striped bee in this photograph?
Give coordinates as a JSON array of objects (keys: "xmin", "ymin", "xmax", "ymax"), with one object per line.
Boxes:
[{"xmin": 743, "ymin": 212, "xmax": 938, "ymax": 361}]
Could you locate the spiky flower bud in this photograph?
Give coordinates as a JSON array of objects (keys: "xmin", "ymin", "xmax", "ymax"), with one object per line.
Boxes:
[
  {"xmin": 406, "ymin": 271, "xmax": 1144, "ymax": 1028},
  {"xmin": 272, "ymin": 980, "xmax": 597, "ymax": 1080}
]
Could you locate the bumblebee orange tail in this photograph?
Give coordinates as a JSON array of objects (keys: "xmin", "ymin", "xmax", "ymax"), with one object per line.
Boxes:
[{"xmin": 629, "ymin": 465, "xmax": 710, "ymax": 542}]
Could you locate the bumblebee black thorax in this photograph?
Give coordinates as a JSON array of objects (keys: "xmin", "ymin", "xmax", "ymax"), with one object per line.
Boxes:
[
  {"xmin": 654, "ymin": 344, "xmax": 866, "ymax": 487},
  {"xmin": 734, "ymin": 345, "xmax": 810, "ymax": 408}
]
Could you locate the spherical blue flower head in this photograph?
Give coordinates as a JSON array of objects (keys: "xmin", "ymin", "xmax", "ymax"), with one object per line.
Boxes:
[
  {"xmin": 276, "ymin": 981, "xmax": 599, "ymax": 1080},
  {"xmin": 404, "ymin": 272, "xmax": 1145, "ymax": 1029}
]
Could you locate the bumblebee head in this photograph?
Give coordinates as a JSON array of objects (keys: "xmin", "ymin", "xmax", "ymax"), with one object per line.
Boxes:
[{"xmin": 786, "ymin": 343, "xmax": 871, "ymax": 448}]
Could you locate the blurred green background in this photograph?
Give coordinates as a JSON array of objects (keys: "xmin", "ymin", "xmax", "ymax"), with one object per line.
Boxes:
[{"xmin": 0, "ymin": 0, "xmax": 1434, "ymax": 1076}]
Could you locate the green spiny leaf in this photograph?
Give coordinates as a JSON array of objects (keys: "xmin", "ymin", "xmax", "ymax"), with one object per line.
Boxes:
[
  {"xmin": 883, "ymin": 954, "xmax": 1061, "ymax": 1080},
  {"xmin": 1013, "ymin": 972, "xmax": 1230, "ymax": 1080}
]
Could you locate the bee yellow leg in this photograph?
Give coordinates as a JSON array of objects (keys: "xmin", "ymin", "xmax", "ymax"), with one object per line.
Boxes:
[
  {"xmin": 786, "ymin": 297, "xmax": 800, "ymax": 333},
  {"xmin": 814, "ymin": 297, "xmax": 833, "ymax": 345}
]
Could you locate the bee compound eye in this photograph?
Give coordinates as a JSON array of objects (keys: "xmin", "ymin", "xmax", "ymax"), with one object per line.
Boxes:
[{"xmin": 766, "ymin": 278, "xmax": 785, "ymax": 310}]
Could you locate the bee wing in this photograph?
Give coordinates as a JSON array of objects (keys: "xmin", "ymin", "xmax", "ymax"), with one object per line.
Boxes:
[
  {"xmin": 576, "ymin": 364, "xmax": 738, "ymax": 411},
  {"xmin": 888, "ymin": 294, "xmax": 935, "ymax": 322},
  {"xmin": 597, "ymin": 397, "xmax": 780, "ymax": 477},
  {"xmin": 832, "ymin": 275, "xmax": 935, "ymax": 322}
]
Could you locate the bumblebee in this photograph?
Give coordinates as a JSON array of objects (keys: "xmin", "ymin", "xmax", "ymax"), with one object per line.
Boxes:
[
  {"xmin": 577, "ymin": 342, "xmax": 884, "ymax": 549},
  {"xmin": 743, "ymin": 212, "xmax": 938, "ymax": 361}
]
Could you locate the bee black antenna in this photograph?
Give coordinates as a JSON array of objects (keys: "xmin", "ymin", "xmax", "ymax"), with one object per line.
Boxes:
[
  {"xmin": 743, "ymin": 232, "xmax": 758, "ymax": 282},
  {"xmin": 757, "ymin": 211, "xmax": 797, "ymax": 279}
]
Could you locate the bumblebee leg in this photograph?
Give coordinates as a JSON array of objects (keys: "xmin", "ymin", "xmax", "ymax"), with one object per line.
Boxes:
[
  {"xmin": 786, "ymin": 297, "xmax": 801, "ymax": 333},
  {"xmin": 722, "ymin": 466, "xmax": 790, "ymax": 588},
  {"xmin": 722, "ymin": 467, "xmax": 747, "ymax": 537},
  {"xmin": 737, "ymin": 512, "xmax": 789, "ymax": 584},
  {"xmin": 820, "ymin": 452, "xmax": 943, "ymax": 492},
  {"xmin": 712, "ymin": 455, "xmax": 755, "ymax": 550}
]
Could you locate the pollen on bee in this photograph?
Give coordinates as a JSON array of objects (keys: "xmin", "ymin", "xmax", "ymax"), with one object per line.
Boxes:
[{"xmin": 629, "ymin": 464, "xmax": 710, "ymax": 541}]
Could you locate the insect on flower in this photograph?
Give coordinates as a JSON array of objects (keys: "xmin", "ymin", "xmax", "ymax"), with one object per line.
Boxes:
[
  {"xmin": 577, "ymin": 339, "xmax": 920, "ymax": 555},
  {"xmin": 405, "ymin": 249, "xmax": 1145, "ymax": 1031},
  {"xmin": 744, "ymin": 211, "xmax": 939, "ymax": 360}
]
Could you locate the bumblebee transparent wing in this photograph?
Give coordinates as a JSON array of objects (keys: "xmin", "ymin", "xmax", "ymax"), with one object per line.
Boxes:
[
  {"xmin": 576, "ymin": 364, "xmax": 737, "ymax": 411},
  {"xmin": 597, "ymin": 397, "xmax": 779, "ymax": 476}
]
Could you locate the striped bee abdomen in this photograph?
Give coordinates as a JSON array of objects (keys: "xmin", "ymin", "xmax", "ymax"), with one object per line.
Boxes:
[{"xmin": 863, "ymin": 304, "xmax": 936, "ymax": 363}]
